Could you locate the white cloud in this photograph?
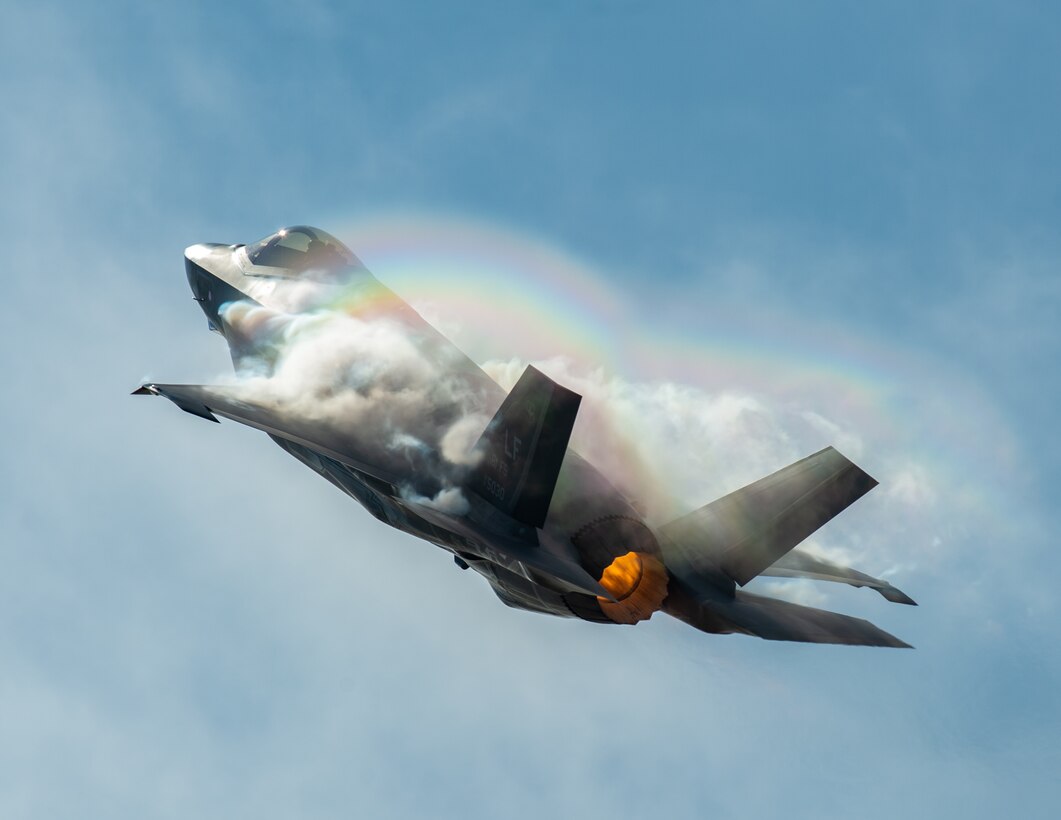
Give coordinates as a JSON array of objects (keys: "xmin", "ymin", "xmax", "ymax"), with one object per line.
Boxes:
[{"xmin": 885, "ymin": 464, "xmax": 937, "ymax": 508}]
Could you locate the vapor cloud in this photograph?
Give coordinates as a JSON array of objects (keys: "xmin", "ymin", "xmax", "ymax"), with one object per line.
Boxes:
[
  {"xmin": 482, "ymin": 357, "xmax": 858, "ymax": 519},
  {"xmin": 219, "ymin": 299, "xmax": 490, "ymax": 499},
  {"xmin": 483, "ymin": 355, "xmax": 940, "ymax": 593},
  {"xmin": 215, "ymin": 294, "xmax": 937, "ymax": 601}
]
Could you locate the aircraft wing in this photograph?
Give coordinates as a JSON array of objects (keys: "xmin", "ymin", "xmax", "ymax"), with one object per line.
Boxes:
[
  {"xmin": 133, "ymin": 382, "xmax": 403, "ymax": 486},
  {"xmin": 659, "ymin": 446, "xmax": 878, "ymax": 587},
  {"xmin": 664, "ymin": 578, "xmax": 911, "ymax": 648}
]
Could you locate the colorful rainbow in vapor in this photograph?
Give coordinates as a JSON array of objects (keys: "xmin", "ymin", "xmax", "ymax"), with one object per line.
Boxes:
[
  {"xmin": 326, "ymin": 211, "xmax": 897, "ymax": 399},
  {"xmin": 313, "ymin": 209, "xmax": 1014, "ymax": 518}
]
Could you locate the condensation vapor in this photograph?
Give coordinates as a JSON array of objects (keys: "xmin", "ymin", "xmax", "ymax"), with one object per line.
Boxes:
[
  {"xmin": 214, "ymin": 290, "xmax": 936, "ymax": 601},
  {"xmin": 482, "ymin": 356, "xmax": 940, "ymax": 599},
  {"xmin": 220, "ymin": 299, "xmax": 489, "ymax": 511}
]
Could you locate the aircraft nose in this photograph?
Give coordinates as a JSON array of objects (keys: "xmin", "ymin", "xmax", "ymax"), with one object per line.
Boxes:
[
  {"xmin": 184, "ymin": 243, "xmax": 233, "ymax": 306},
  {"xmin": 184, "ymin": 242, "xmax": 229, "ymax": 264}
]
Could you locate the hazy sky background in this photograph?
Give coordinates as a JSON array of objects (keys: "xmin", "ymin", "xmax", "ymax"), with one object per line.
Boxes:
[{"xmin": 2, "ymin": 2, "xmax": 1059, "ymax": 817}]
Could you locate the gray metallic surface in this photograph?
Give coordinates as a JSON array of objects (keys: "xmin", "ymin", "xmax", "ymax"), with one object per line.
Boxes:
[
  {"xmin": 659, "ymin": 447, "xmax": 879, "ymax": 586},
  {"xmin": 136, "ymin": 226, "xmax": 914, "ymax": 647},
  {"xmin": 761, "ymin": 548, "xmax": 917, "ymax": 605}
]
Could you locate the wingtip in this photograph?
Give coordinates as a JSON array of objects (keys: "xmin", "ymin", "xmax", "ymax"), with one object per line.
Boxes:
[
  {"xmin": 880, "ymin": 585, "xmax": 918, "ymax": 606},
  {"xmin": 879, "ymin": 625, "xmax": 914, "ymax": 649},
  {"xmin": 135, "ymin": 383, "xmax": 220, "ymax": 423},
  {"xmin": 866, "ymin": 629, "xmax": 913, "ymax": 649}
]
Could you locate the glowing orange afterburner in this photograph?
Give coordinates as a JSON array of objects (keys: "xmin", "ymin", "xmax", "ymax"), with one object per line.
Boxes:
[{"xmin": 597, "ymin": 551, "xmax": 669, "ymax": 625}]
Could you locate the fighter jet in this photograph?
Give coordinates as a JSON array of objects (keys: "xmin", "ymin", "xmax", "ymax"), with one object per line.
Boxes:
[{"xmin": 135, "ymin": 225, "xmax": 915, "ymax": 647}]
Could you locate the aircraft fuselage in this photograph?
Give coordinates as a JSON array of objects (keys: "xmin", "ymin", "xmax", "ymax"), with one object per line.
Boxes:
[{"xmin": 137, "ymin": 225, "xmax": 914, "ymax": 647}]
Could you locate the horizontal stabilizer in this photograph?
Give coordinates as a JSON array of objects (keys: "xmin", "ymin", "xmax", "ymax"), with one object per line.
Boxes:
[
  {"xmin": 134, "ymin": 382, "xmax": 399, "ymax": 485},
  {"xmin": 664, "ymin": 578, "xmax": 911, "ymax": 648},
  {"xmin": 660, "ymin": 447, "xmax": 877, "ymax": 587},
  {"xmin": 467, "ymin": 365, "xmax": 581, "ymax": 529},
  {"xmin": 762, "ymin": 548, "xmax": 916, "ymax": 605}
]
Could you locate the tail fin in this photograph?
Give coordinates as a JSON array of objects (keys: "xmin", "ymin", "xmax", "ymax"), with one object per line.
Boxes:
[
  {"xmin": 467, "ymin": 365, "xmax": 581, "ymax": 529},
  {"xmin": 660, "ymin": 447, "xmax": 877, "ymax": 587}
]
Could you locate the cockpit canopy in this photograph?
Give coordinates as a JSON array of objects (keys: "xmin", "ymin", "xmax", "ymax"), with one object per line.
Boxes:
[{"xmin": 243, "ymin": 226, "xmax": 365, "ymax": 278}]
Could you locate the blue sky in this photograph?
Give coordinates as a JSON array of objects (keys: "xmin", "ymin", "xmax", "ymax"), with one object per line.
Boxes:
[{"xmin": 2, "ymin": 2, "xmax": 1059, "ymax": 817}]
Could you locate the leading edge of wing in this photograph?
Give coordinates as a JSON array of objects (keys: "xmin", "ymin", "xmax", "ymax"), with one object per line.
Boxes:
[{"xmin": 134, "ymin": 382, "xmax": 402, "ymax": 486}]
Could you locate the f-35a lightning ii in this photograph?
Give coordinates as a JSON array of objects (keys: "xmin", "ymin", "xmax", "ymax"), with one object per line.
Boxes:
[{"xmin": 136, "ymin": 225, "xmax": 915, "ymax": 647}]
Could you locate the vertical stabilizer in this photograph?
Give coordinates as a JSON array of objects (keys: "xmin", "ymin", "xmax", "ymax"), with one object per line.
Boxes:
[
  {"xmin": 660, "ymin": 447, "xmax": 878, "ymax": 586},
  {"xmin": 467, "ymin": 366, "xmax": 581, "ymax": 529}
]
